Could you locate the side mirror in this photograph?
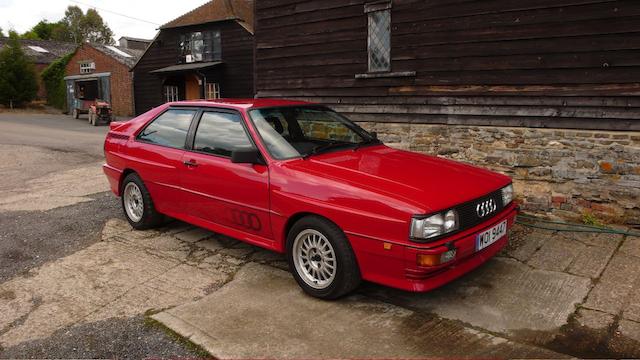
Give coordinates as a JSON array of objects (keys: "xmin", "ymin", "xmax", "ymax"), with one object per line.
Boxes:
[
  {"xmin": 370, "ymin": 131, "xmax": 378, "ymax": 140},
  {"xmin": 231, "ymin": 149, "xmax": 266, "ymax": 165}
]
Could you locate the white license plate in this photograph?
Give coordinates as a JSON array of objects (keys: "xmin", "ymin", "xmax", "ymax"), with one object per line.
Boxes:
[{"xmin": 476, "ymin": 220, "xmax": 507, "ymax": 251}]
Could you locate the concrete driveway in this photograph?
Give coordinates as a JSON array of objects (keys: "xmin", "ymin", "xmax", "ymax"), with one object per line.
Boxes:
[{"xmin": 1, "ymin": 112, "xmax": 639, "ymax": 358}]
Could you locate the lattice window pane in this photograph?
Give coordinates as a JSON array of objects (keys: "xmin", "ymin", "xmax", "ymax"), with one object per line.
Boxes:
[{"xmin": 368, "ymin": 9, "xmax": 391, "ymax": 72}]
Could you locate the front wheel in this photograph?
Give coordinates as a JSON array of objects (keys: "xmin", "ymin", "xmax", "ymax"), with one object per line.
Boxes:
[
  {"xmin": 121, "ymin": 173, "xmax": 164, "ymax": 230},
  {"xmin": 287, "ymin": 216, "xmax": 361, "ymax": 299}
]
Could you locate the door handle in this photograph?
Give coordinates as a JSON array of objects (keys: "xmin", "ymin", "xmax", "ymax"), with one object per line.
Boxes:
[{"xmin": 183, "ymin": 160, "xmax": 198, "ymax": 167}]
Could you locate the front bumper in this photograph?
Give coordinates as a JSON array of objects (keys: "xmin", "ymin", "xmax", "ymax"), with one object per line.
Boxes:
[{"xmin": 348, "ymin": 202, "xmax": 518, "ymax": 292}]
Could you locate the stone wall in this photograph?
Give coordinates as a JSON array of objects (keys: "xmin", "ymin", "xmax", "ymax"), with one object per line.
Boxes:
[{"xmin": 358, "ymin": 122, "xmax": 640, "ymax": 226}]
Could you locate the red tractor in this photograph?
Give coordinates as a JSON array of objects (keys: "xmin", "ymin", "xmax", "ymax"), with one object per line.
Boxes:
[
  {"xmin": 88, "ymin": 100, "xmax": 113, "ymax": 126},
  {"xmin": 70, "ymin": 80, "xmax": 113, "ymax": 126}
]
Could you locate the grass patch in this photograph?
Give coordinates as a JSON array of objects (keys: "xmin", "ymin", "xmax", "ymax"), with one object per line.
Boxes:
[
  {"xmin": 582, "ymin": 211, "xmax": 606, "ymax": 228},
  {"xmin": 143, "ymin": 309, "xmax": 211, "ymax": 358}
]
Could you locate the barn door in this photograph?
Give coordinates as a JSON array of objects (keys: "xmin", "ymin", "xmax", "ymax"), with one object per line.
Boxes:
[
  {"xmin": 99, "ymin": 76, "xmax": 111, "ymax": 103},
  {"xmin": 65, "ymin": 80, "xmax": 74, "ymax": 113}
]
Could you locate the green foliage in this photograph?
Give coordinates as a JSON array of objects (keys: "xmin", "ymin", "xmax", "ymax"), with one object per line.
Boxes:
[
  {"xmin": 582, "ymin": 211, "xmax": 605, "ymax": 228},
  {"xmin": 19, "ymin": 7, "xmax": 114, "ymax": 44},
  {"xmin": 0, "ymin": 34, "xmax": 39, "ymax": 108},
  {"xmin": 0, "ymin": 27, "xmax": 4, "ymax": 38},
  {"xmin": 41, "ymin": 52, "xmax": 74, "ymax": 110},
  {"xmin": 60, "ymin": 6, "xmax": 114, "ymax": 44},
  {"xmin": 21, "ymin": 20, "xmax": 69, "ymax": 41}
]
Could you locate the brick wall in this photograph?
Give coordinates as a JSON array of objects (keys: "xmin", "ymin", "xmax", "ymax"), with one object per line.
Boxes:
[
  {"xmin": 358, "ymin": 122, "xmax": 640, "ymax": 226},
  {"xmin": 65, "ymin": 45, "xmax": 134, "ymax": 117}
]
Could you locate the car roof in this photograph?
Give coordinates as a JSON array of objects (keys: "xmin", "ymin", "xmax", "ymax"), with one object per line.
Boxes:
[{"xmin": 167, "ymin": 98, "xmax": 315, "ymax": 110}]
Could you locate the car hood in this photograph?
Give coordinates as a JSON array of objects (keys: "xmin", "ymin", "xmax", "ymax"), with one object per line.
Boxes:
[{"xmin": 284, "ymin": 145, "xmax": 511, "ymax": 213}]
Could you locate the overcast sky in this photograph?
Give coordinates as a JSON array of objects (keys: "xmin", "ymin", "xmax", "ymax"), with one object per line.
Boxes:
[{"xmin": 0, "ymin": 0, "xmax": 210, "ymax": 41}]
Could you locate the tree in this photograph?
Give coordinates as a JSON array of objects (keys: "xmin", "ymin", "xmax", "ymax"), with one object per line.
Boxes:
[
  {"xmin": 21, "ymin": 20, "xmax": 72, "ymax": 42},
  {"xmin": 0, "ymin": 34, "xmax": 38, "ymax": 108},
  {"xmin": 0, "ymin": 27, "xmax": 4, "ymax": 38},
  {"xmin": 82, "ymin": 9, "xmax": 114, "ymax": 44},
  {"xmin": 60, "ymin": 6, "xmax": 114, "ymax": 45}
]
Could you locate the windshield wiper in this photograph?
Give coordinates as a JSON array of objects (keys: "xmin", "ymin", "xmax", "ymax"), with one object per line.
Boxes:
[{"xmin": 302, "ymin": 141, "xmax": 354, "ymax": 159}]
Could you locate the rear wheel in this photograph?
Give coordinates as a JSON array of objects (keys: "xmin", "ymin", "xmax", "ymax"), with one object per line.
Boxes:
[
  {"xmin": 121, "ymin": 173, "xmax": 163, "ymax": 230},
  {"xmin": 287, "ymin": 216, "xmax": 361, "ymax": 299}
]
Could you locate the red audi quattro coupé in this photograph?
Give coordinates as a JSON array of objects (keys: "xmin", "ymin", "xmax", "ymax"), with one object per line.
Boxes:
[{"xmin": 103, "ymin": 99, "xmax": 517, "ymax": 299}]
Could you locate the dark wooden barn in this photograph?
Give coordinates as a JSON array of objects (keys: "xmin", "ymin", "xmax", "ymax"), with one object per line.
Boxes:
[
  {"xmin": 132, "ymin": 0, "xmax": 254, "ymax": 115},
  {"xmin": 254, "ymin": 0, "xmax": 640, "ymax": 224}
]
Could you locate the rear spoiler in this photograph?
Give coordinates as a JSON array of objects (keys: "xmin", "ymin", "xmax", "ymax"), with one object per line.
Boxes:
[{"xmin": 109, "ymin": 121, "xmax": 125, "ymax": 131}]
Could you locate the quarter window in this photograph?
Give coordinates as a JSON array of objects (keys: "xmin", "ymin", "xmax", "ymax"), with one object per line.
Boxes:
[
  {"xmin": 366, "ymin": 2, "xmax": 391, "ymax": 72},
  {"xmin": 138, "ymin": 109, "xmax": 196, "ymax": 149},
  {"xmin": 193, "ymin": 112, "xmax": 254, "ymax": 157}
]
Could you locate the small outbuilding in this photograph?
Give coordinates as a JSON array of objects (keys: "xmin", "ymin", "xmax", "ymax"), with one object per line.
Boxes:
[
  {"xmin": 64, "ymin": 43, "xmax": 143, "ymax": 118},
  {"xmin": 0, "ymin": 38, "xmax": 76, "ymax": 100}
]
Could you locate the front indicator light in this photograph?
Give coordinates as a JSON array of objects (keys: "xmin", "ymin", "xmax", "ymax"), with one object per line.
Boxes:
[{"xmin": 417, "ymin": 249, "xmax": 457, "ymax": 267}]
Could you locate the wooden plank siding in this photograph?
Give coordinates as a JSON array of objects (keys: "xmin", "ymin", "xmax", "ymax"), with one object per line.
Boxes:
[
  {"xmin": 254, "ymin": 0, "xmax": 640, "ymax": 130},
  {"xmin": 134, "ymin": 21, "xmax": 254, "ymax": 115}
]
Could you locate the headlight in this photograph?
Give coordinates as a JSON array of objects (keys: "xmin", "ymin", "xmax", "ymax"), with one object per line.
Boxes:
[
  {"xmin": 410, "ymin": 209, "xmax": 459, "ymax": 241},
  {"xmin": 501, "ymin": 184, "xmax": 514, "ymax": 206}
]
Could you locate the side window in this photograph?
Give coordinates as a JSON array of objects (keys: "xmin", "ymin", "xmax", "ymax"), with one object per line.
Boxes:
[
  {"xmin": 193, "ymin": 111, "xmax": 254, "ymax": 157},
  {"xmin": 366, "ymin": 2, "xmax": 392, "ymax": 73},
  {"xmin": 137, "ymin": 109, "xmax": 196, "ymax": 149}
]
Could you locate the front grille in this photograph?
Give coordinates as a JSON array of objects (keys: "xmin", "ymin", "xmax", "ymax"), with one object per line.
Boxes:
[{"xmin": 454, "ymin": 189, "xmax": 504, "ymax": 231}]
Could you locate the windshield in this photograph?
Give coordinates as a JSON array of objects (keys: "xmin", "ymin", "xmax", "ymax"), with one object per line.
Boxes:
[{"xmin": 249, "ymin": 106, "xmax": 379, "ymax": 160}]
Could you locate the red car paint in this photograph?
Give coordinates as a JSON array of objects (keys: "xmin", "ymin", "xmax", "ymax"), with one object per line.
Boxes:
[{"xmin": 104, "ymin": 99, "xmax": 517, "ymax": 292}]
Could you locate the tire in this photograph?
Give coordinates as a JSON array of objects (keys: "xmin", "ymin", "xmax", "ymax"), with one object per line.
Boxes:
[
  {"xmin": 121, "ymin": 173, "xmax": 164, "ymax": 230},
  {"xmin": 287, "ymin": 215, "xmax": 361, "ymax": 299}
]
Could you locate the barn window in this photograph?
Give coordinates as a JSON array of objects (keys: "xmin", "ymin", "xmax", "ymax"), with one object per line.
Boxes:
[
  {"xmin": 180, "ymin": 30, "xmax": 221, "ymax": 63},
  {"xmin": 366, "ymin": 1, "xmax": 392, "ymax": 73},
  {"xmin": 80, "ymin": 61, "xmax": 95, "ymax": 74}
]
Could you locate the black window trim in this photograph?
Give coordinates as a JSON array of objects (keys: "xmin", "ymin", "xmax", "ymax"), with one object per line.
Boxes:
[
  {"xmin": 186, "ymin": 107, "xmax": 266, "ymax": 163},
  {"xmin": 134, "ymin": 106, "xmax": 200, "ymax": 151}
]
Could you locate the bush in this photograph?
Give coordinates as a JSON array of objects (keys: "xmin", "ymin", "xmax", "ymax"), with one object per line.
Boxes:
[
  {"xmin": 41, "ymin": 52, "xmax": 74, "ymax": 110},
  {"xmin": 0, "ymin": 35, "xmax": 39, "ymax": 107}
]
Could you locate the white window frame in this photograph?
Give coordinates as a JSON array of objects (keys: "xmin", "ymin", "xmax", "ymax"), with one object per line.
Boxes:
[
  {"xmin": 164, "ymin": 85, "xmax": 179, "ymax": 103},
  {"xmin": 206, "ymin": 82, "xmax": 221, "ymax": 100},
  {"xmin": 80, "ymin": 61, "xmax": 95, "ymax": 74}
]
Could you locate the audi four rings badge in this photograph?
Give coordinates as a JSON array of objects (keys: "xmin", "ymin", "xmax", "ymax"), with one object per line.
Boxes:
[{"xmin": 476, "ymin": 199, "xmax": 497, "ymax": 218}]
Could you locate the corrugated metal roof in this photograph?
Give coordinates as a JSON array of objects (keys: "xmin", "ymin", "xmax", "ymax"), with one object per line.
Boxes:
[{"xmin": 89, "ymin": 43, "xmax": 145, "ymax": 68}]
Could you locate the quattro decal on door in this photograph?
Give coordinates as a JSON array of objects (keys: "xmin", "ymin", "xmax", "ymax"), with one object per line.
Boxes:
[{"xmin": 230, "ymin": 209, "xmax": 262, "ymax": 231}]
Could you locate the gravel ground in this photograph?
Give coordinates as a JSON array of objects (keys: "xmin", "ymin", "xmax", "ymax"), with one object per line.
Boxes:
[
  {"xmin": 0, "ymin": 192, "xmax": 121, "ymax": 282},
  {"xmin": 0, "ymin": 315, "xmax": 206, "ymax": 359}
]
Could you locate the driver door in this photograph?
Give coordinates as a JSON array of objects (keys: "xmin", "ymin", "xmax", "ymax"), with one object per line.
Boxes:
[{"xmin": 180, "ymin": 109, "xmax": 273, "ymax": 243}]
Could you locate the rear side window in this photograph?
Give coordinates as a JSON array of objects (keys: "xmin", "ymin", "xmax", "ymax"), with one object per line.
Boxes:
[
  {"xmin": 138, "ymin": 109, "xmax": 196, "ymax": 149},
  {"xmin": 193, "ymin": 111, "xmax": 254, "ymax": 157}
]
